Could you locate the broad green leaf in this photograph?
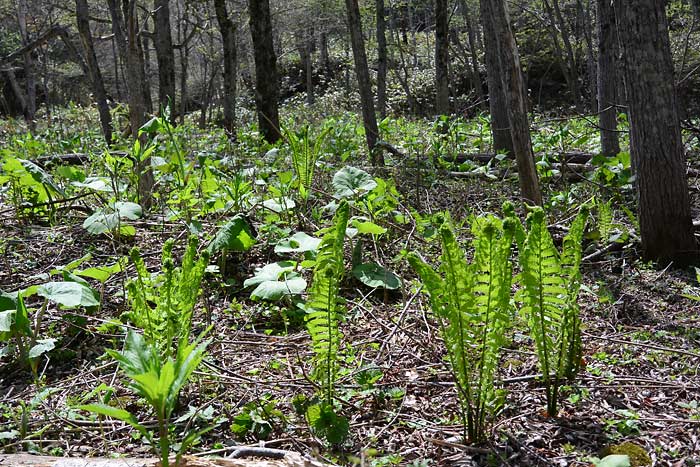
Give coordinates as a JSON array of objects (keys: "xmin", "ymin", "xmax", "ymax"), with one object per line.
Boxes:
[
  {"xmin": 77, "ymin": 403, "xmax": 149, "ymax": 438},
  {"xmin": 332, "ymin": 166, "xmax": 377, "ymax": 198},
  {"xmin": 208, "ymin": 215, "xmax": 256, "ymax": 254},
  {"xmin": 353, "ymin": 221, "xmax": 387, "ymax": 235},
  {"xmin": 250, "ymin": 274, "xmax": 307, "ymax": 301},
  {"xmin": 72, "ymin": 177, "xmax": 114, "ymax": 192},
  {"xmin": 37, "ymin": 281, "xmax": 99, "ymax": 308},
  {"xmin": 352, "ymin": 263, "xmax": 402, "ymax": 289},
  {"xmin": 83, "ymin": 211, "xmax": 120, "ymax": 234},
  {"xmin": 113, "ymin": 202, "xmax": 143, "ymax": 220},
  {"xmin": 0, "ymin": 291, "xmax": 17, "ymax": 312},
  {"xmin": 28, "ymin": 338, "xmax": 56, "ymax": 359},
  {"xmin": 139, "ymin": 116, "xmax": 163, "ymax": 134},
  {"xmin": 0, "ymin": 430, "xmax": 19, "ymax": 440},
  {"xmin": 263, "ymin": 197, "xmax": 296, "ymax": 213},
  {"xmin": 244, "ymin": 261, "xmax": 297, "ymax": 288},
  {"xmin": 595, "ymin": 455, "xmax": 631, "ymax": 467},
  {"xmin": 19, "ymin": 159, "xmax": 65, "ymax": 197},
  {"xmin": 275, "ymin": 232, "xmax": 322, "ymax": 254},
  {"xmin": 0, "ymin": 310, "xmax": 13, "ymax": 333},
  {"xmin": 306, "ymin": 403, "xmax": 349, "ymax": 445},
  {"xmin": 76, "ymin": 258, "xmax": 127, "ymax": 283}
]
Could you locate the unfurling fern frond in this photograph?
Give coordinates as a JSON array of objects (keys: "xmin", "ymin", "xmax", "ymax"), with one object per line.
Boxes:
[
  {"xmin": 518, "ymin": 207, "xmax": 587, "ymax": 416},
  {"xmin": 124, "ymin": 236, "xmax": 209, "ymax": 358},
  {"xmin": 408, "ymin": 213, "xmax": 513, "ymax": 443},
  {"xmin": 285, "ymin": 125, "xmax": 330, "ymax": 201},
  {"xmin": 306, "ymin": 200, "xmax": 349, "ymax": 404}
]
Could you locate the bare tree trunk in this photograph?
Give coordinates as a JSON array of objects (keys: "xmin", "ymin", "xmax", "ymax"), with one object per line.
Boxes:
[
  {"xmin": 376, "ymin": 0, "xmax": 388, "ymax": 119},
  {"xmin": 484, "ymin": 0, "xmax": 541, "ymax": 205},
  {"xmin": 17, "ymin": 0, "xmax": 36, "ymax": 129},
  {"xmin": 76, "ymin": 0, "xmax": 113, "ymax": 144},
  {"xmin": 154, "ymin": 0, "xmax": 176, "ymax": 117},
  {"xmin": 248, "ymin": 0, "xmax": 281, "ymax": 143},
  {"xmin": 305, "ymin": 29, "xmax": 314, "ymax": 105},
  {"xmin": 138, "ymin": 15, "xmax": 153, "ymax": 114},
  {"xmin": 479, "ymin": 0, "xmax": 513, "ymax": 156},
  {"xmin": 596, "ymin": 0, "xmax": 619, "ymax": 156},
  {"xmin": 214, "ymin": 0, "xmax": 237, "ymax": 134},
  {"xmin": 345, "ymin": 0, "xmax": 383, "ymax": 166},
  {"xmin": 459, "ymin": 0, "xmax": 486, "ymax": 108},
  {"xmin": 435, "ymin": 0, "xmax": 450, "ymax": 116},
  {"xmin": 617, "ymin": 0, "xmax": 696, "ymax": 264},
  {"xmin": 108, "ymin": 0, "xmax": 153, "ymax": 208}
]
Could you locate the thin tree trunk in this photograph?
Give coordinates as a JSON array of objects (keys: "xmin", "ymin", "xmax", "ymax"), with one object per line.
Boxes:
[
  {"xmin": 214, "ymin": 0, "xmax": 238, "ymax": 134},
  {"xmin": 247, "ymin": 0, "xmax": 281, "ymax": 143},
  {"xmin": 616, "ymin": 0, "xmax": 696, "ymax": 264},
  {"xmin": 154, "ymin": 0, "xmax": 175, "ymax": 116},
  {"xmin": 305, "ymin": 29, "xmax": 314, "ymax": 105},
  {"xmin": 345, "ymin": 0, "xmax": 383, "ymax": 166},
  {"xmin": 376, "ymin": 0, "xmax": 388, "ymax": 119},
  {"xmin": 485, "ymin": 0, "xmax": 541, "ymax": 205},
  {"xmin": 459, "ymin": 0, "xmax": 486, "ymax": 108},
  {"xmin": 138, "ymin": 15, "xmax": 153, "ymax": 114},
  {"xmin": 76, "ymin": 0, "xmax": 113, "ymax": 144},
  {"xmin": 17, "ymin": 0, "xmax": 36, "ymax": 129},
  {"xmin": 435, "ymin": 0, "xmax": 450, "ymax": 116},
  {"xmin": 596, "ymin": 0, "xmax": 619, "ymax": 156},
  {"xmin": 479, "ymin": 0, "xmax": 513, "ymax": 156}
]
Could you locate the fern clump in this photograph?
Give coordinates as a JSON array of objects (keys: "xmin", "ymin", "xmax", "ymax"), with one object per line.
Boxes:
[
  {"xmin": 517, "ymin": 207, "xmax": 587, "ymax": 416},
  {"xmin": 124, "ymin": 236, "xmax": 210, "ymax": 357},
  {"xmin": 304, "ymin": 200, "xmax": 350, "ymax": 444},
  {"xmin": 285, "ymin": 124, "xmax": 329, "ymax": 202},
  {"xmin": 408, "ymin": 213, "xmax": 514, "ymax": 443}
]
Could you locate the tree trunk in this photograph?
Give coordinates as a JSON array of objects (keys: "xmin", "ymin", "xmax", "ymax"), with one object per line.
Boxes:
[
  {"xmin": 108, "ymin": 0, "xmax": 153, "ymax": 208},
  {"xmin": 617, "ymin": 0, "xmax": 696, "ymax": 264},
  {"xmin": 75, "ymin": 0, "xmax": 113, "ymax": 144},
  {"xmin": 345, "ymin": 0, "xmax": 383, "ymax": 166},
  {"xmin": 485, "ymin": 0, "xmax": 542, "ymax": 205},
  {"xmin": 376, "ymin": 0, "xmax": 388, "ymax": 119},
  {"xmin": 459, "ymin": 0, "xmax": 486, "ymax": 108},
  {"xmin": 479, "ymin": 0, "xmax": 514, "ymax": 156},
  {"xmin": 435, "ymin": 0, "xmax": 450, "ymax": 116},
  {"xmin": 154, "ymin": 0, "xmax": 176, "ymax": 116},
  {"xmin": 247, "ymin": 0, "xmax": 281, "ymax": 143},
  {"xmin": 17, "ymin": 0, "xmax": 36, "ymax": 128},
  {"xmin": 138, "ymin": 16, "xmax": 153, "ymax": 114},
  {"xmin": 214, "ymin": 0, "xmax": 238, "ymax": 134},
  {"xmin": 596, "ymin": 0, "xmax": 619, "ymax": 156},
  {"xmin": 305, "ymin": 29, "xmax": 314, "ymax": 106}
]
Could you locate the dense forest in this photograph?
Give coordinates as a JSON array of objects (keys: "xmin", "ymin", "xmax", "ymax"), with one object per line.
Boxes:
[{"xmin": 1, "ymin": 0, "xmax": 700, "ymax": 466}]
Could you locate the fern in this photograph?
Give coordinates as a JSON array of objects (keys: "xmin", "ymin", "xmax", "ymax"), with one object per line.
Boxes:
[
  {"xmin": 286, "ymin": 125, "xmax": 330, "ymax": 201},
  {"xmin": 408, "ymin": 213, "xmax": 513, "ymax": 443},
  {"xmin": 124, "ymin": 236, "xmax": 210, "ymax": 358},
  {"xmin": 518, "ymin": 207, "xmax": 587, "ymax": 416},
  {"xmin": 306, "ymin": 200, "xmax": 349, "ymax": 404}
]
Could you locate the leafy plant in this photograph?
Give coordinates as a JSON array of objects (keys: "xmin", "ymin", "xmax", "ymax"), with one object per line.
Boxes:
[
  {"xmin": 516, "ymin": 207, "xmax": 587, "ymax": 416},
  {"xmin": 230, "ymin": 395, "xmax": 286, "ymax": 440},
  {"xmin": 305, "ymin": 200, "xmax": 350, "ymax": 444},
  {"xmin": 79, "ymin": 330, "xmax": 210, "ymax": 467},
  {"xmin": 243, "ymin": 261, "xmax": 307, "ymax": 301},
  {"xmin": 123, "ymin": 236, "xmax": 209, "ymax": 357},
  {"xmin": 285, "ymin": 124, "xmax": 329, "ymax": 202},
  {"xmin": 408, "ymin": 212, "xmax": 514, "ymax": 443},
  {"xmin": 83, "ymin": 201, "xmax": 142, "ymax": 237}
]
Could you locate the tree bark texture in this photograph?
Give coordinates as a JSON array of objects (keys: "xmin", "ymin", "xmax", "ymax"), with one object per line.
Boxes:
[
  {"xmin": 75, "ymin": 0, "xmax": 113, "ymax": 144},
  {"xmin": 479, "ymin": 0, "xmax": 514, "ymax": 156},
  {"xmin": 17, "ymin": 0, "xmax": 36, "ymax": 127},
  {"xmin": 596, "ymin": 0, "xmax": 620, "ymax": 156},
  {"xmin": 617, "ymin": 0, "xmax": 697, "ymax": 264},
  {"xmin": 154, "ymin": 0, "xmax": 176, "ymax": 116},
  {"xmin": 345, "ymin": 0, "xmax": 384, "ymax": 166},
  {"xmin": 376, "ymin": 0, "xmax": 388, "ymax": 119},
  {"xmin": 484, "ymin": 0, "xmax": 542, "ymax": 205},
  {"xmin": 248, "ymin": 0, "xmax": 281, "ymax": 143},
  {"xmin": 435, "ymin": 0, "xmax": 450, "ymax": 115},
  {"xmin": 459, "ymin": 0, "xmax": 486, "ymax": 108},
  {"xmin": 214, "ymin": 0, "xmax": 238, "ymax": 134}
]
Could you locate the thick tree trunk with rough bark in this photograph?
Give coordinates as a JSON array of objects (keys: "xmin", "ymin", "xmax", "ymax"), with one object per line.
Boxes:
[
  {"xmin": 596, "ymin": 0, "xmax": 619, "ymax": 156},
  {"xmin": 435, "ymin": 0, "xmax": 450, "ymax": 115},
  {"xmin": 485, "ymin": 0, "xmax": 542, "ymax": 205},
  {"xmin": 214, "ymin": 0, "xmax": 237, "ymax": 134},
  {"xmin": 154, "ymin": 0, "xmax": 176, "ymax": 116},
  {"xmin": 75, "ymin": 0, "xmax": 112, "ymax": 144},
  {"xmin": 617, "ymin": 0, "xmax": 697, "ymax": 264},
  {"xmin": 345, "ymin": 0, "xmax": 383, "ymax": 166},
  {"xmin": 376, "ymin": 0, "xmax": 388, "ymax": 119},
  {"xmin": 248, "ymin": 0, "xmax": 281, "ymax": 143},
  {"xmin": 479, "ymin": 0, "xmax": 514, "ymax": 156}
]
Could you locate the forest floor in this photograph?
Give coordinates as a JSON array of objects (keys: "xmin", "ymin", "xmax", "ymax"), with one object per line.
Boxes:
[{"xmin": 1, "ymin": 116, "xmax": 700, "ymax": 467}]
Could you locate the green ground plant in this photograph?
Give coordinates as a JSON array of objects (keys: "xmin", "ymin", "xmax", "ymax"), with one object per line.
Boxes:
[{"xmin": 408, "ymin": 212, "xmax": 514, "ymax": 443}]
